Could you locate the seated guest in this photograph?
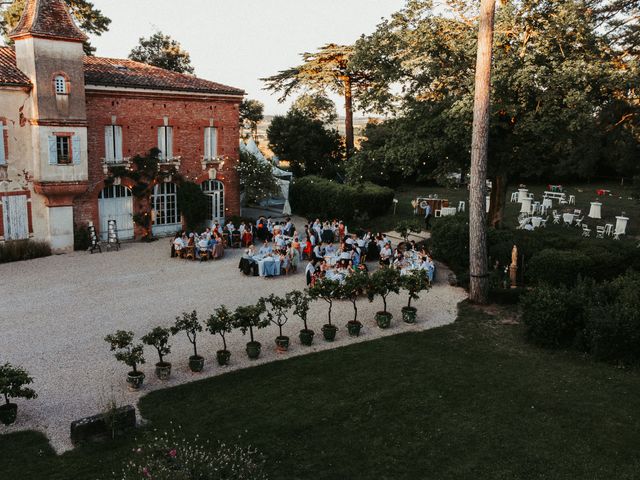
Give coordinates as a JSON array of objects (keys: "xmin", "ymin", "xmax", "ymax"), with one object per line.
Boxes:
[
  {"xmin": 313, "ymin": 243, "xmax": 324, "ymax": 261},
  {"xmin": 409, "ymin": 240, "xmax": 417, "ymax": 251},
  {"xmin": 345, "ymin": 234, "xmax": 355, "ymax": 248},
  {"xmin": 321, "ymin": 222, "xmax": 334, "ymax": 244},
  {"xmin": 259, "ymin": 240, "xmax": 272, "ymax": 256},
  {"xmin": 172, "ymin": 233, "xmax": 184, "ymax": 257},
  {"xmin": 303, "ymin": 237, "xmax": 313, "ymax": 260},
  {"xmin": 325, "ymin": 242, "xmax": 336, "ymax": 256},
  {"xmin": 290, "ymin": 244, "xmax": 300, "ymax": 272},
  {"xmin": 352, "ymin": 246, "xmax": 361, "ymax": 267},
  {"xmin": 380, "ymin": 242, "xmax": 392, "ymax": 266},
  {"xmin": 305, "ymin": 259, "xmax": 317, "ymax": 286},
  {"xmin": 339, "ymin": 244, "xmax": 351, "ymax": 261}
]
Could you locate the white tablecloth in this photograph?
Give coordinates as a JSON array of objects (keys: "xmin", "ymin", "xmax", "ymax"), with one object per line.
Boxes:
[
  {"xmin": 518, "ymin": 189, "xmax": 529, "ymax": 202},
  {"xmin": 440, "ymin": 207, "xmax": 457, "ymax": 217},
  {"xmin": 542, "ymin": 198, "xmax": 553, "ymax": 208},
  {"xmin": 615, "ymin": 216, "xmax": 629, "ymax": 236},
  {"xmin": 563, "ymin": 213, "xmax": 575, "ymax": 225},
  {"xmin": 588, "ymin": 202, "xmax": 602, "ymax": 219},
  {"xmin": 520, "ymin": 198, "xmax": 532, "ymax": 214},
  {"xmin": 256, "ymin": 257, "xmax": 281, "ymax": 276},
  {"xmin": 531, "ymin": 217, "xmax": 543, "ymax": 228}
]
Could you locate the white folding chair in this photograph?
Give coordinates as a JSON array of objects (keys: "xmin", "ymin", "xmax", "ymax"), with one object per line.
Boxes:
[
  {"xmin": 573, "ymin": 209, "xmax": 581, "ymax": 216},
  {"xmin": 595, "ymin": 226, "xmax": 605, "ymax": 238},
  {"xmin": 569, "ymin": 195, "xmax": 576, "ymax": 205},
  {"xmin": 539, "ymin": 216, "xmax": 548, "ymax": 228},
  {"xmin": 582, "ymin": 224, "xmax": 591, "ymax": 237},
  {"xmin": 553, "ymin": 211, "xmax": 561, "ymax": 224},
  {"xmin": 510, "ymin": 192, "xmax": 518, "ymax": 203},
  {"xmin": 604, "ymin": 224, "xmax": 614, "ymax": 236},
  {"xmin": 575, "ymin": 216, "xmax": 584, "ymax": 227},
  {"xmin": 457, "ymin": 201, "xmax": 466, "ymax": 213}
]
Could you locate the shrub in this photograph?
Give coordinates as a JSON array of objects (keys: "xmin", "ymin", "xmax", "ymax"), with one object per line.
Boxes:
[
  {"xmin": 0, "ymin": 239, "xmax": 51, "ymax": 264},
  {"xmin": 520, "ymin": 282, "xmax": 592, "ymax": 349},
  {"xmin": 290, "ymin": 176, "xmax": 393, "ymax": 221},
  {"xmin": 177, "ymin": 181, "xmax": 209, "ymax": 231},
  {"xmin": 74, "ymin": 223, "xmax": 91, "ymax": 251},
  {"xmin": 430, "ymin": 215, "xmax": 469, "ymax": 275},
  {"xmin": 525, "ymin": 249, "xmax": 593, "ymax": 287}
]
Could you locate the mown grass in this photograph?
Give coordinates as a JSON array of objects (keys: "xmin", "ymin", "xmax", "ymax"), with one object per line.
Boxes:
[{"xmin": 2, "ymin": 302, "xmax": 640, "ymax": 479}]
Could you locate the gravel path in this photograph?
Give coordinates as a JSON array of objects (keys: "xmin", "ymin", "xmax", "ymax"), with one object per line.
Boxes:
[{"xmin": 0, "ymin": 238, "xmax": 466, "ymax": 452}]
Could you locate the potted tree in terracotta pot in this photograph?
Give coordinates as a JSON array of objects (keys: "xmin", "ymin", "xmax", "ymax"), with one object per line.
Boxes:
[
  {"xmin": 309, "ymin": 278, "xmax": 340, "ymax": 341},
  {"xmin": 206, "ymin": 305, "xmax": 234, "ymax": 366},
  {"xmin": 261, "ymin": 293, "xmax": 293, "ymax": 352},
  {"xmin": 171, "ymin": 311, "xmax": 205, "ymax": 372},
  {"xmin": 141, "ymin": 326, "xmax": 172, "ymax": 380},
  {"xmin": 104, "ymin": 330, "xmax": 146, "ymax": 390},
  {"xmin": 233, "ymin": 303, "xmax": 268, "ymax": 359},
  {"xmin": 0, "ymin": 363, "xmax": 37, "ymax": 425},
  {"xmin": 289, "ymin": 290, "xmax": 314, "ymax": 346},
  {"xmin": 340, "ymin": 269, "xmax": 369, "ymax": 337},
  {"xmin": 368, "ymin": 267, "xmax": 401, "ymax": 329},
  {"xmin": 399, "ymin": 270, "xmax": 431, "ymax": 324}
]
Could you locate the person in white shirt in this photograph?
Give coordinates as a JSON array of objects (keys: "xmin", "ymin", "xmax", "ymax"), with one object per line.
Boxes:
[
  {"xmin": 325, "ymin": 243, "xmax": 336, "ymax": 256},
  {"xmin": 305, "ymin": 260, "xmax": 316, "ymax": 285},
  {"xmin": 313, "ymin": 243, "xmax": 324, "ymax": 261},
  {"xmin": 380, "ymin": 243, "xmax": 392, "ymax": 266},
  {"xmin": 259, "ymin": 241, "xmax": 272, "ymax": 256}
]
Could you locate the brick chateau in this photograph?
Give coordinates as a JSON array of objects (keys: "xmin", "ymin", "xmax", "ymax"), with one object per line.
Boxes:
[{"xmin": 0, "ymin": 0, "xmax": 244, "ymax": 252}]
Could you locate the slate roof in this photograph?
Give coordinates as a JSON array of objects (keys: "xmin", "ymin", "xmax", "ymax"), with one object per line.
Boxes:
[
  {"xmin": 0, "ymin": 48, "xmax": 244, "ymax": 96},
  {"xmin": 9, "ymin": 0, "xmax": 88, "ymax": 42}
]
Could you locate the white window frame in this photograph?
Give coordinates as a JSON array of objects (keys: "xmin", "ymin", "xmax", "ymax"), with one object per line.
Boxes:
[
  {"xmin": 104, "ymin": 125, "xmax": 123, "ymax": 163},
  {"xmin": 157, "ymin": 126, "xmax": 174, "ymax": 161},
  {"xmin": 0, "ymin": 121, "xmax": 6, "ymax": 165},
  {"xmin": 204, "ymin": 127, "xmax": 218, "ymax": 160},
  {"xmin": 54, "ymin": 76, "xmax": 67, "ymax": 95}
]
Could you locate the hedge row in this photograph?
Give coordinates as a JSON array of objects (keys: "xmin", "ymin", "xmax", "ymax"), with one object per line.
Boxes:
[
  {"xmin": 0, "ymin": 239, "xmax": 51, "ymax": 264},
  {"xmin": 522, "ymin": 272, "xmax": 640, "ymax": 365},
  {"xmin": 290, "ymin": 176, "xmax": 394, "ymax": 222}
]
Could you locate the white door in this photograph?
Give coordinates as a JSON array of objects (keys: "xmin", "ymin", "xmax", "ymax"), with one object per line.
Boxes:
[
  {"xmin": 152, "ymin": 182, "xmax": 181, "ymax": 235},
  {"xmin": 1, "ymin": 194, "xmax": 29, "ymax": 240},
  {"xmin": 201, "ymin": 180, "xmax": 224, "ymax": 227},
  {"xmin": 98, "ymin": 185, "xmax": 134, "ymax": 240}
]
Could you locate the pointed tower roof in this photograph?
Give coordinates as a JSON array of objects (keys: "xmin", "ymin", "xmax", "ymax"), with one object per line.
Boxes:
[{"xmin": 9, "ymin": 0, "xmax": 88, "ymax": 43}]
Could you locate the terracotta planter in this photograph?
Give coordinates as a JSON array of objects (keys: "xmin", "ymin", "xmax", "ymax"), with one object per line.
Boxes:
[{"xmin": 275, "ymin": 336, "xmax": 290, "ymax": 352}]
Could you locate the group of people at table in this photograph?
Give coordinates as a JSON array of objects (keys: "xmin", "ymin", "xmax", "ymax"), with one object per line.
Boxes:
[{"xmin": 170, "ymin": 215, "xmax": 437, "ymax": 284}]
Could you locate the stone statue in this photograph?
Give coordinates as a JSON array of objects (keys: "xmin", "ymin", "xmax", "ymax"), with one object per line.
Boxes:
[
  {"xmin": 509, "ymin": 245, "xmax": 518, "ymax": 288},
  {"xmin": 510, "ymin": 245, "xmax": 518, "ymax": 267}
]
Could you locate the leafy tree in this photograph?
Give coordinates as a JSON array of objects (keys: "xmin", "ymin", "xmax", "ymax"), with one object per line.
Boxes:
[
  {"xmin": 367, "ymin": 267, "xmax": 401, "ymax": 314},
  {"xmin": 0, "ymin": 363, "xmax": 37, "ymax": 405},
  {"xmin": 308, "ymin": 278, "xmax": 341, "ymax": 326},
  {"xmin": 267, "ymin": 109, "xmax": 342, "ymax": 177},
  {"xmin": 236, "ymin": 148, "xmax": 279, "ymax": 204},
  {"xmin": 129, "ymin": 31, "xmax": 194, "ymax": 74},
  {"xmin": 1, "ymin": 0, "xmax": 111, "ymax": 55},
  {"xmin": 338, "ymin": 269, "xmax": 369, "ymax": 323},
  {"xmin": 104, "ymin": 330, "xmax": 145, "ymax": 374},
  {"xmin": 399, "ymin": 270, "xmax": 431, "ymax": 309},
  {"xmin": 233, "ymin": 304, "xmax": 268, "ymax": 344},
  {"xmin": 171, "ymin": 311, "xmax": 203, "ymax": 358},
  {"xmin": 177, "ymin": 181, "xmax": 209, "ymax": 231},
  {"xmin": 141, "ymin": 326, "xmax": 172, "ymax": 366},
  {"xmin": 395, "ymin": 220, "xmax": 423, "ymax": 243},
  {"xmin": 206, "ymin": 305, "xmax": 234, "ymax": 352},
  {"xmin": 262, "ymin": 43, "xmax": 367, "ymax": 156},
  {"xmin": 288, "ymin": 290, "xmax": 312, "ymax": 331},
  {"xmin": 239, "ymin": 99, "xmax": 264, "ymax": 140},
  {"xmin": 291, "ymin": 93, "xmax": 338, "ymax": 124},
  {"xmin": 261, "ymin": 294, "xmax": 293, "ymax": 339}
]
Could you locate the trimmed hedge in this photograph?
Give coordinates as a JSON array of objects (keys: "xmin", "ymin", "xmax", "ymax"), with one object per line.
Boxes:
[
  {"xmin": 525, "ymin": 249, "xmax": 593, "ymax": 287},
  {"xmin": 290, "ymin": 176, "xmax": 394, "ymax": 222},
  {"xmin": 0, "ymin": 240, "xmax": 51, "ymax": 264}
]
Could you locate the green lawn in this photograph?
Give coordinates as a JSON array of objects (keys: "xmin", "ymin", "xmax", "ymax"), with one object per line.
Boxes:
[
  {"xmin": 367, "ymin": 181, "xmax": 639, "ymax": 236},
  {"xmin": 3, "ymin": 302, "xmax": 640, "ymax": 479}
]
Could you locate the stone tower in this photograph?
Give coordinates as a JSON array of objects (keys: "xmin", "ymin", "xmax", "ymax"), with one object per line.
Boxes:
[{"xmin": 10, "ymin": 0, "xmax": 89, "ymax": 252}]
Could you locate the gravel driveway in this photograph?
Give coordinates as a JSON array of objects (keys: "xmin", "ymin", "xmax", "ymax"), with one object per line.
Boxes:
[{"xmin": 0, "ymin": 239, "xmax": 466, "ymax": 452}]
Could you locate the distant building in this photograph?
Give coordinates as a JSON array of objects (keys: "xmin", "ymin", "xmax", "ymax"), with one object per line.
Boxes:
[{"xmin": 0, "ymin": 0, "xmax": 244, "ymax": 252}]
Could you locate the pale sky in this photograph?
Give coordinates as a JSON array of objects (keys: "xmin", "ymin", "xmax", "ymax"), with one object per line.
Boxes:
[{"xmin": 87, "ymin": 0, "xmax": 407, "ymax": 115}]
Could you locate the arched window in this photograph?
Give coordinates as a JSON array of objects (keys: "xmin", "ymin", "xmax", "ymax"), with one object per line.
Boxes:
[{"xmin": 54, "ymin": 75, "xmax": 67, "ymax": 94}]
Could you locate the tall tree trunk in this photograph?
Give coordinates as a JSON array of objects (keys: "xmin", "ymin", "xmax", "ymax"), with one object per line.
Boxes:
[
  {"xmin": 469, "ymin": 0, "xmax": 496, "ymax": 305},
  {"xmin": 489, "ymin": 173, "xmax": 507, "ymax": 228},
  {"xmin": 343, "ymin": 75, "xmax": 354, "ymax": 157}
]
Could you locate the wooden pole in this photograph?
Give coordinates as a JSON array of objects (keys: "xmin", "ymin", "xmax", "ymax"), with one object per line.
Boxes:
[{"xmin": 468, "ymin": 0, "xmax": 496, "ymax": 304}]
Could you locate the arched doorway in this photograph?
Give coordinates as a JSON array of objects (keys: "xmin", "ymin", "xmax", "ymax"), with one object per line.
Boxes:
[
  {"xmin": 201, "ymin": 180, "xmax": 224, "ymax": 226},
  {"xmin": 152, "ymin": 182, "xmax": 181, "ymax": 236},
  {"xmin": 98, "ymin": 185, "xmax": 134, "ymax": 240}
]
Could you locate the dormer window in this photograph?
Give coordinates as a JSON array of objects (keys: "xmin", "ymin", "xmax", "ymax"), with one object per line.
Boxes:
[{"xmin": 54, "ymin": 75, "xmax": 68, "ymax": 95}]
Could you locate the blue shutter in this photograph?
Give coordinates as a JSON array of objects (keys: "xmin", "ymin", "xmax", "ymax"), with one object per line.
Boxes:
[
  {"xmin": 211, "ymin": 128, "xmax": 218, "ymax": 159},
  {"xmin": 48, "ymin": 136, "xmax": 57, "ymax": 165},
  {"xmin": 204, "ymin": 127, "xmax": 211, "ymax": 159},
  {"xmin": 72, "ymin": 135, "xmax": 81, "ymax": 165},
  {"xmin": 114, "ymin": 126, "xmax": 123, "ymax": 161},
  {"xmin": 157, "ymin": 127, "xmax": 166, "ymax": 159},
  {"xmin": 0, "ymin": 122, "xmax": 5, "ymax": 165}
]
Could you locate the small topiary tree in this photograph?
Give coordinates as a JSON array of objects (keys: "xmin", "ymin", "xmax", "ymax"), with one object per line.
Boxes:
[
  {"xmin": 0, "ymin": 363, "xmax": 37, "ymax": 425},
  {"xmin": 105, "ymin": 330, "xmax": 146, "ymax": 389},
  {"xmin": 206, "ymin": 305, "xmax": 234, "ymax": 366},
  {"xmin": 395, "ymin": 220, "xmax": 423, "ymax": 243},
  {"xmin": 340, "ymin": 269, "xmax": 370, "ymax": 324},
  {"xmin": 309, "ymin": 278, "xmax": 341, "ymax": 341},
  {"xmin": 141, "ymin": 326, "xmax": 172, "ymax": 380},
  {"xmin": 233, "ymin": 303, "xmax": 269, "ymax": 359},
  {"xmin": 171, "ymin": 311, "xmax": 205, "ymax": 372},
  {"xmin": 261, "ymin": 293, "xmax": 293, "ymax": 351},
  {"xmin": 368, "ymin": 267, "xmax": 401, "ymax": 328},
  {"xmin": 399, "ymin": 270, "xmax": 431, "ymax": 323},
  {"xmin": 289, "ymin": 290, "xmax": 314, "ymax": 345}
]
